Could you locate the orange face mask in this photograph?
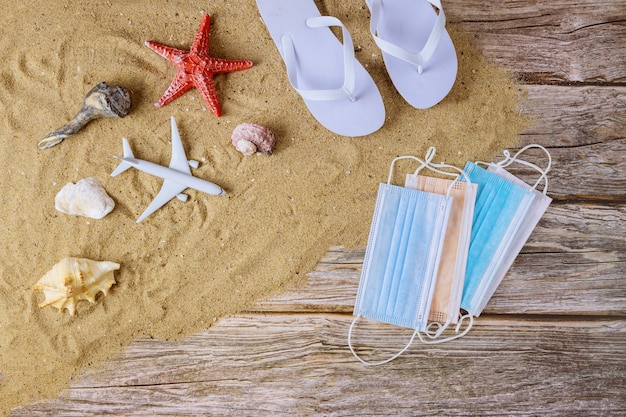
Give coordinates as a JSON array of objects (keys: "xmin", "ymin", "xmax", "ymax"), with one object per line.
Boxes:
[{"xmin": 405, "ymin": 174, "xmax": 476, "ymax": 327}]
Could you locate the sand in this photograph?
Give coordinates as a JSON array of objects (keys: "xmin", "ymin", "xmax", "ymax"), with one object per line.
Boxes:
[{"xmin": 0, "ymin": 1, "xmax": 530, "ymax": 414}]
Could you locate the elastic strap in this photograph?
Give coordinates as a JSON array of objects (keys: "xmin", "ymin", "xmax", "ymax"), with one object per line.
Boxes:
[
  {"xmin": 417, "ymin": 313, "xmax": 473, "ymax": 345},
  {"xmin": 389, "ymin": 147, "xmax": 471, "ymax": 196},
  {"xmin": 348, "ymin": 315, "xmax": 420, "ymax": 366},
  {"xmin": 412, "ymin": 147, "xmax": 472, "ymax": 188},
  {"xmin": 496, "ymin": 144, "xmax": 552, "ymax": 193},
  {"xmin": 388, "ymin": 155, "xmax": 422, "ymax": 184},
  {"xmin": 477, "ymin": 144, "xmax": 552, "ymax": 194}
]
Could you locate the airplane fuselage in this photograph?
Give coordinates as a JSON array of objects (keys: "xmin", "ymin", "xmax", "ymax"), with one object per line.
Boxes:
[{"xmin": 118, "ymin": 157, "xmax": 225, "ymax": 196}]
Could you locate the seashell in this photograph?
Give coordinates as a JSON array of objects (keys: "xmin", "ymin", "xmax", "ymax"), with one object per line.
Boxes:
[
  {"xmin": 33, "ymin": 257, "xmax": 120, "ymax": 316},
  {"xmin": 55, "ymin": 177, "xmax": 115, "ymax": 219},
  {"xmin": 38, "ymin": 82, "xmax": 131, "ymax": 150},
  {"xmin": 231, "ymin": 123, "xmax": 276, "ymax": 156}
]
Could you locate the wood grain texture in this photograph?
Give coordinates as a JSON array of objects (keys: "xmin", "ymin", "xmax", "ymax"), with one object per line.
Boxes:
[
  {"xmin": 12, "ymin": 315, "xmax": 626, "ymax": 417},
  {"xmin": 520, "ymin": 85, "xmax": 626, "ymax": 147},
  {"xmin": 446, "ymin": 0, "xmax": 626, "ymax": 83}
]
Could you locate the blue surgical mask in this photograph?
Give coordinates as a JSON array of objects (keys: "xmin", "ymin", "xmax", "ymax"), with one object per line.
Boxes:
[
  {"xmin": 349, "ymin": 154, "xmax": 452, "ymax": 365},
  {"xmin": 482, "ymin": 145, "xmax": 553, "ymax": 311},
  {"xmin": 461, "ymin": 159, "xmax": 538, "ymax": 316}
]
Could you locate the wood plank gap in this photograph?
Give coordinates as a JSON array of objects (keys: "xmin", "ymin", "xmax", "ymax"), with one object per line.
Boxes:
[
  {"xmin": 517, "ymin": 249, "xmax": 626, "ymax": 261},
  {"xmin": 518, "ymin": 76, "xmax": 626, "ymax": 87},
  {"xmin": 555, "ymin": 196, "xmax": 626, "ymax": 205},
  {"xmin": 560, "ymin": 19, "xmax": 626, "ymax": 35},
  {"xmin": 512, "ymin": 140, "xmax": 624, "ymax": 150},
  {"xmin": 238, "ymin": 310, "xmax": 626, "ymax": 323}
]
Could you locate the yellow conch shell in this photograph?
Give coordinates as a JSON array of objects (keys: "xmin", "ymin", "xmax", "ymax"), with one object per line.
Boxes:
[{"xmin": 33, "ymin": 257, "xmax": 120, "ymax": 316}]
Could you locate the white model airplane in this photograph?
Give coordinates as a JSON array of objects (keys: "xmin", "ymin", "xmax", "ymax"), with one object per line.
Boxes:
[{"xmin": 111, "ymin": 116, "xmax": 225, "ymax": 223}]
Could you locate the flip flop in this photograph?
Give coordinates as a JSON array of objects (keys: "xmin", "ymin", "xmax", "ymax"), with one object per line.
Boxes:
[
  {"xmin": 366, "ymin": 0, "xmax": 457, "ymax": 109},
  {"xmin": 257, "ymin": 0, "xmax": 385, "ymax": 137}
]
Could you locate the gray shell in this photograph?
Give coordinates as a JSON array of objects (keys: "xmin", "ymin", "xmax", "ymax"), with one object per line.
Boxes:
[{"xmin": 38, "ymin": 82, "xmax": 131, "ymax": 150}]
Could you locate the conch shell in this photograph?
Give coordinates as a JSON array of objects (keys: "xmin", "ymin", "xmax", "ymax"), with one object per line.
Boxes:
[
  {"xmin": 33, "ymin": 257, "xmax": 120, "ymax": 316},
  {"xmin": 38, "ymin": 82, "xmax": 131, "ymax": 150}
]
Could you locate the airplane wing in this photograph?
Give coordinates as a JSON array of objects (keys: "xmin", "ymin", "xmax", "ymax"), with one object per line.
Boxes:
[
  {"xmin": 136, "ymin": 179, "xmax": 187, "ymax": 223},
  {"xmin": 168, "ymin": 116, "xmax": 192, "ymax": 175}
]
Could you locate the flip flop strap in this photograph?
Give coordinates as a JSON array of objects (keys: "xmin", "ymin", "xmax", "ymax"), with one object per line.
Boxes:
[
  {"xmin": 369, "ymin": 0, "xmax": 446, "ymax": 74},
  {"xmin": 281, "ymin": 16, "xmax": 357, "ymax": 102}
]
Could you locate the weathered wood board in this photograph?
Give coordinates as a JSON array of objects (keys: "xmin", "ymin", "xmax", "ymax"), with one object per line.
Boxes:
[{"xmin": 12, "ymin": 315, "xmax": 626, "ymax": 416}]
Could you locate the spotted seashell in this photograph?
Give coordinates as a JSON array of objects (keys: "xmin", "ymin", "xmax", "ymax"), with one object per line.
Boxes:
[
  {"xmin": 231, "ymin": 123, "xmax": 276, "ymax": 156},
  {"xmin": 32, "ymin": 257, "xmax": 120, "ymax": 316},
  {"xmin": 55, "ymin": 177, "xmax": 115, "ymax": 219}
]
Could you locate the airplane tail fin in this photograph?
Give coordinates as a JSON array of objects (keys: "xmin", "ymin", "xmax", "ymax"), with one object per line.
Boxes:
[
  {"xmin": 111, "ymin": 138, "xmax": 135, "ymax": 177},
  {"xmin": 170, "ymin": 115, "xmax": 179, "ymax": 143}
]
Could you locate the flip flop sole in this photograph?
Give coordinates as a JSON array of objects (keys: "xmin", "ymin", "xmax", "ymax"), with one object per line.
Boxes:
[
  {"xmin": 257, "ymin": 0, "xmax": 385, "ymax": 136},
  {"xmin": 373, "ymin": 0, "xmax": 457, "ymax": 109}
]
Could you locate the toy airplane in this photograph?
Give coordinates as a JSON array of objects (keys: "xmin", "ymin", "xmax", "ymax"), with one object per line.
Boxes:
[{"xmin": 111, "ymin": 116, "xmax": 225, "ymax": 223}]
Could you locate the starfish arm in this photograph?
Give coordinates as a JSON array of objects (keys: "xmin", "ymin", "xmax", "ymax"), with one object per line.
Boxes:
[
  {"xmin": 209, "ymin": 57, "xmax": 254, "ymax": 74},
  {"xmin": 155, "ymin": 72, "xmax": 194, "ymax": 108},
  {"xmin": 192, "ymin": 73, "xmax": 222, "ymax": 117},
  {"xmin": 190, "ymin": 14, "xmax": 211, "ymax": 57},
  {"xmin": 144, "ymin": 14, "xmax": 253, "ymax": 117},
  {"xmin": 145, "ymin": 40, "xmax": 187, "ymax": 63}
]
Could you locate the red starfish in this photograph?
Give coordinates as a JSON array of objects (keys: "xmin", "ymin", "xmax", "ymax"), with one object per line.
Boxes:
[{"xmin": 145, "ymin": 14, "xmax": 253, "ymax": 117}]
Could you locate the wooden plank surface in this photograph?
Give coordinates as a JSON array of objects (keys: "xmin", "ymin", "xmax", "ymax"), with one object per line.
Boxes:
[
  {"xmin": 520, "ymin": 85, "xmax": 625, "ymax": 147},
  {"xmin": 446, "ymin": 0, "xmax": 626, "ymax": 83},
  {"xmin": 10, "ymin": 0, "xmax": 626, "ymax": 416},
  {"xmin": 12, "ymin": 316, "xmax": 626, "ymax": 416}
]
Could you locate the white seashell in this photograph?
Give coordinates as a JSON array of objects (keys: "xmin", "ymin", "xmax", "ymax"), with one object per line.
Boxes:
[
  {"xmin": 55, "ymin": 177, "xmax": 115, "ymax": 219},
  {"xmin": 231, "ymin": 123, "xmax": 276, "ymax": 156},
  {"xmin": 33, "ymin": 257, "xmax": 120, "ymax": 316},
  {"xmin": 235, "ymin": 139, "xmax": 257, "ymax": 156}
]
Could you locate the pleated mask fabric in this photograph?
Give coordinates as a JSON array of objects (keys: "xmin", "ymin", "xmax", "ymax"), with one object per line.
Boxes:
[
  {"xmin": 354, "ymin": 182, "xmax": 451, "ymax": 330},
  {"xmin": 460, "ymin": 161, "xmax": 536, "ymax": 316},
  {"xmin": 349, "ymin": 153, "xmax": 452, "ymax": 365},
  {"xmin": 405, "ymin": 175, "xmax": 476, "ymax": 327}
]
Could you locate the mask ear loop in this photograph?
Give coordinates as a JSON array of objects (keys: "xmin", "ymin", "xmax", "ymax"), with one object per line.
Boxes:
[
  {"xmin": 387, "ymin": 155, "xmax": 424, "ymax": 185},
  {"xmin": 348, "ymin": 315, "xmax": 421, "ymax": 366},
  {"xmin": 413, "ymin": 146, "xmax": 437, "ymax": 175},
  {"xmin": 417, "ymin": 313, "xmax": 473, "ymax": 344},
  {"xmin": 478, "ymin": 144, "xmax": 552, "ymax": 195},
  {"xmin": 410, "ymin": 147, "xmax": 472, "ymax": 197},
  {"xmin": 497, "ymin": 144, "xmax": 551, "ymax": 194},
  {"xmin": 388, "ymin": 148, "xmax": 449, "ymax": 185},
  {"xmin": 430, "ymin": 161, "xmax": 471, "ymax": 196}
]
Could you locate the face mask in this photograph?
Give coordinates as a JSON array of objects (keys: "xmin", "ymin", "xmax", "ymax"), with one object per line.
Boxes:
[
  {"xmin": 461, "ymin": 144, "xmax": 552, "ymax": 317},
  {"xmin": 404, "ymin": 148, "xmax": 477, "ymax": 342},
  {"xmin": 484, "ymin": 144, "xmax": 553, "ymax": 307},
  {"xmin": 349, "ymin": 153, "xmax": 452, "ymax": 365}
]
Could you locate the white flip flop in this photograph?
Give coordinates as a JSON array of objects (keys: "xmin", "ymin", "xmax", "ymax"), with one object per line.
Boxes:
[
  {"xmin": 367, "ymin": 0, "xmax": 457, "ymax": 109},
  {"xmin": 257, "ymin": 0, "xmax": 385, "ymax": 137}
]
